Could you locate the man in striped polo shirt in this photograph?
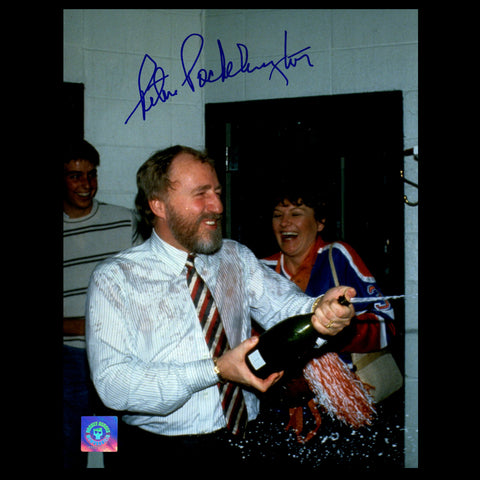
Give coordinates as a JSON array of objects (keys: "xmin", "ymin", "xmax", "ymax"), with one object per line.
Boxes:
[{"xmin": 63, "ymin": 139, "xmax": 142, "ymax": 469}]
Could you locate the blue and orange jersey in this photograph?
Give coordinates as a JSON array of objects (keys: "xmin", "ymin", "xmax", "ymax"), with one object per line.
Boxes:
[{"xmin": 261, "ymin": 236, "xmax": 395, "ymax": 353}]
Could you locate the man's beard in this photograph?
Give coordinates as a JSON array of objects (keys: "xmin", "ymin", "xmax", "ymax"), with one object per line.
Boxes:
[{"xmin": 165, "ymin": 203, "xmax": 223, "ymax": 255}]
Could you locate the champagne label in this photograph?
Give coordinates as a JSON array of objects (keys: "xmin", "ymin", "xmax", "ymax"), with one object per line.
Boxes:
[
  {"xmin": 315, "ymin": 337, "xmax": 328, "ymax": 348},
  {"xmin": 247, "ymin": 349, "xmax": 266, "ymax": 370}
]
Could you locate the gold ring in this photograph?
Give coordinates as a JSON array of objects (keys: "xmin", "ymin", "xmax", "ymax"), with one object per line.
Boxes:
[{"xmin": 326, "ymin": 320, "xmax": 334, "ymax": 329}]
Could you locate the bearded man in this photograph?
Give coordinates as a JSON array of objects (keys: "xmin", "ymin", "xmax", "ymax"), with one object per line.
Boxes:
[{"xmin": 85, "ymin": 145, "xmax": 355, "ymax": 471}]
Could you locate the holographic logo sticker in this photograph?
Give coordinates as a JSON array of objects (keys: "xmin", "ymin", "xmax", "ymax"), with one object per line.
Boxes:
[{"xmin": 81, "ymin": 416, "xmax": 118, "ymax": 452}]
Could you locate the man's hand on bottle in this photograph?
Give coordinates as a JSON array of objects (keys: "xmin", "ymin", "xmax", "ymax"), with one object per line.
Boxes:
[
  {"xmin": 215, "ymin": 337, "xmax": 284, "ymax": 393},
  {"xmin": 311, "ymin": 286, "xmax": 356, "ymax": 336},
  {"xmin": 215, "ymin": 286, "xmax": 355, "ymax": 393}
]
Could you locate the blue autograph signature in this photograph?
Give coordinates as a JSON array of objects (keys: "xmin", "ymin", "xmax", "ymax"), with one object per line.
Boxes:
[{"xmin": 125, "ymin": 31, "xmax": 314, "ymax": 124}]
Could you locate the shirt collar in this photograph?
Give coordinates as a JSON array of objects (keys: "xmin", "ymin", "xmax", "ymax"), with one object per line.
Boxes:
[
  {"xmin": 63, "ymin": 199, "xmax": 99, "ymax": 222},
  {"xmin": 149, "ymin": 229, "xmax": 223, "ymax": 278},
  {"xmin": 149, "ymin": 230, "xmax": 190, "ymax": 276}
]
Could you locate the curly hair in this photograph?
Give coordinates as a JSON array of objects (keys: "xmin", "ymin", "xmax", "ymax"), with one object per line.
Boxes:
[{"xmin": 271, "ymin": 184, "xmax": 329, "ymax": 223}]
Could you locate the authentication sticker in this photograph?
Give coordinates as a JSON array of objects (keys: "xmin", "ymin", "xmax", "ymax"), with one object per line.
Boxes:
[{"xmin": 81, "ymin": 416, "xmax": 118, "ymax": 453}]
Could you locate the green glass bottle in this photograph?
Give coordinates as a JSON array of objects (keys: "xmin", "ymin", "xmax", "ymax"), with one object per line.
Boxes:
[
  {"xmin": 246, "ymin": 296, "xmax": 350, "ymax": 379},
  {"xmin": 246, "ymin": 313, "xmax": 328, "ymax": 379}
]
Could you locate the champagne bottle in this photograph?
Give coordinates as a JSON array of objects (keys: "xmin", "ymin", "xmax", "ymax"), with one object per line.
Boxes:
[{"xmin": 246, "ymin": 295, "xmax": 350, "ymax": 379}]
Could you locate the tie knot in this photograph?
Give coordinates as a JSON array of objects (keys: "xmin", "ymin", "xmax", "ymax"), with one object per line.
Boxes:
[{"xmin": 186, "ymin": 254, "xmax": 196, "ymax": 269}]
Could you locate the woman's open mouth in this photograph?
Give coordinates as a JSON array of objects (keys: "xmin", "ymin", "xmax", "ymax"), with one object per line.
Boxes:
[{"xmin": 281, "ymin": 231, "xmax": 299, "ymax": 240}]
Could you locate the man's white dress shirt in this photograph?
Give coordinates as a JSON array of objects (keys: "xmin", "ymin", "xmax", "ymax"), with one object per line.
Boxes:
[{"xmin": 86, "ymin": 231, "xmax": 317, "ymax": 436}]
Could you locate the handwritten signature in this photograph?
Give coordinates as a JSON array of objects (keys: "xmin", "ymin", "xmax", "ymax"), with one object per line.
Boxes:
[{"xmin": 125, "ymin": 31, "xmax": 314, "ymax": 124}]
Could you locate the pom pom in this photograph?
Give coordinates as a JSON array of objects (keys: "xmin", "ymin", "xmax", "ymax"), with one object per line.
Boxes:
[{"xmin": 303, "ymin": 352, "xmax": 376, "ymax": 429}]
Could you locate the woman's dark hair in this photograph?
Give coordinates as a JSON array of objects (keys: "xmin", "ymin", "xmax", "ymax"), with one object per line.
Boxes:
[
  {"xmin": 270, "ymin": 178, "xmax": 338, "ymax": 241},
  {"xmin": 135, "ymin": 145, "xmax": 214, "ymax": 237},
  {"xmin": 271, "ymin": 184, "xmax": 329, "ymax": 223}
]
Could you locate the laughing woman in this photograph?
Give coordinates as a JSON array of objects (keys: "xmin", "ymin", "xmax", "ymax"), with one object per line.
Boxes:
[
  {"xmin": 246, "ymin": 183, "xmax": 397, "ymax": 468},
  {"xmin": 263, "ymin": 186, "xmax": 395, "ymax": 355}
]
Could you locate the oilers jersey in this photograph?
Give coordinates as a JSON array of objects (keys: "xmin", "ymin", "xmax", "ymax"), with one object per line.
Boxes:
[{"xmin": 261, "ymin": 238, "xmax": 395, "ymax": 352}]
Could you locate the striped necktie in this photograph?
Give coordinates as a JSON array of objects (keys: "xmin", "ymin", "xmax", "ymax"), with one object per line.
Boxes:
[{"xmin": 186, "ymin": 254, "xmax": 248, "ymax": 435}]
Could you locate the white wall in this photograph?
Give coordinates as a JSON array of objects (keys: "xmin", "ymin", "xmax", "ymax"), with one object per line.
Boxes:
[
  {"xmin": 64, "ymin": 8, "xmax": 418, "ymax": 467},
  {"xmin": 64, "ymin": 9, "xmax": 206, "ymax": 209}
]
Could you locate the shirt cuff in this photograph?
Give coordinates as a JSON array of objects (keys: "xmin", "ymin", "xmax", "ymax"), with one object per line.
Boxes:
[{"xmin": 182, "ymin": 358, "xmax": 219, "ymax": 393}]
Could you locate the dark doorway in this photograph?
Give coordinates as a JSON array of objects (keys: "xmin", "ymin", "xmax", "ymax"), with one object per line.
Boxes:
[
  {"xmin": 206, "ymin": 90, "xmax": 405, "ymax": 363},
  {"xmin": 206, "ymin": 92, "xmax": 406, "ymax": 467},
  {"xmin": 206, "ymin": 91, "xmax": 404, "ymax": 292},
  {"xmin": 62, "ymin": 81, "xmax": 85, "ymax": 142}
]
